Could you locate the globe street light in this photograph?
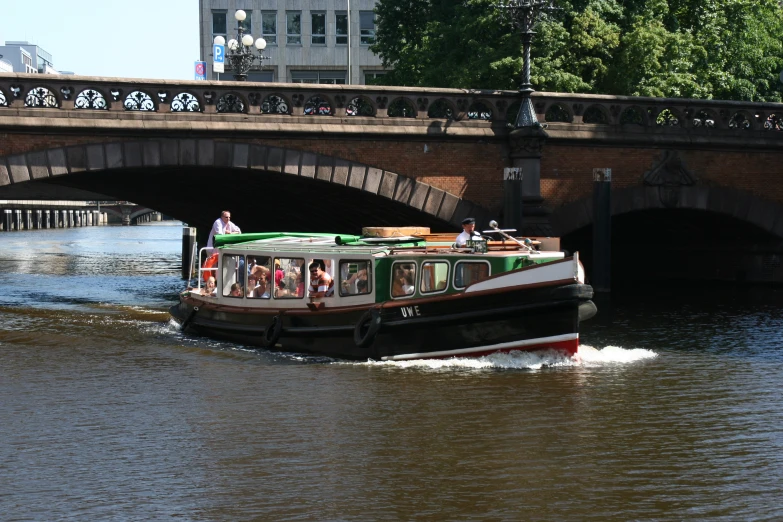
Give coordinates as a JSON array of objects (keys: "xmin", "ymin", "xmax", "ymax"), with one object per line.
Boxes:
[
  {"xmin": 498, "ymin": 0, "xmax": 558, "ymax": 128},
  {"xmin": 214, "ymin": 9, "xmax": 269, "ymax": 81}
]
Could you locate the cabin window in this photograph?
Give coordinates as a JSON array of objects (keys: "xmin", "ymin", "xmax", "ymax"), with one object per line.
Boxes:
[
  {"xmin": 454, "ymin": 261, "xmax": 490, "ymax": 289},
  {"xmin": 221, "ymin": 254, "xmax": 245, "ymax": 298},
  {"xmin": 274, "ymin": 257, "xmax": 305, "ymax": 299},
  {"xmin": 339, "ymin": 260, "xmax": 372, "ymax": 296},
  {"xmin": 420, "ymin": 261, "xmax": 449, "ymax": 294},
  {"xmin": 246, "ymin": 255, "xmax": 272, "ymax": 299},
  {"xmin": 391, "ymin": 262, "xmax": 416, "ymax": 298}
]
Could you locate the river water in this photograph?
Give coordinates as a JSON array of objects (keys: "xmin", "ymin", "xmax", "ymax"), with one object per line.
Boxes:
[{"xmin": 1, "ymin": 225, "xmax": 781, "ymax": 521}]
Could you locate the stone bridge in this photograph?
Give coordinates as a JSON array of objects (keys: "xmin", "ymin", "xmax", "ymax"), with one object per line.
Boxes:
[{"xmin": 0, "ymin": 73, "xmax": 782, "ymax": 281}]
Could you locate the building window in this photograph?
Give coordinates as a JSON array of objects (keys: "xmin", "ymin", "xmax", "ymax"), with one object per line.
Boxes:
[
  {"xmin": 262, "ymin": 11, "xmax": 277, "ymax": 45},
  {"xmin": 360, "ymin": 11, "xmax": 376, "ymax": 44},
  {"xmin": 291, "ymin": 71, "xmax": 346, "ymax": 84},
  {"xmin": 311, "ymin": 12, "xmax": 326, "ymax": 45},
  {"xmin": 287, "ymin": 11, "xmax": 301, "ymax": 45},
  {"xmin": 335, "ymin": 12, "xmax": 348, "ymax": 45},
  {"xmin": 364, "ymin": 71, "xmax": 387, "ymax": 85},
  {"xmin": 212, "ymin": 11, "xmax": 227, "ymax": 35}
]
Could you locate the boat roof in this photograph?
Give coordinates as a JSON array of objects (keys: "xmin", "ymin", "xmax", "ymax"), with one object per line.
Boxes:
[
  {"xmin": 215, "ymin": 232, "xmax": 426, "ymax": 256},
  {"xmin": 214, "ymin": 231, "xmax": 552, "ymax": 258}
]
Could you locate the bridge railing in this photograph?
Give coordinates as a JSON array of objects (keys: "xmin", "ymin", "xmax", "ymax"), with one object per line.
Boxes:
[{"xmin": 0, "ymin": 73, "xmax": 780, "ymax": 133}]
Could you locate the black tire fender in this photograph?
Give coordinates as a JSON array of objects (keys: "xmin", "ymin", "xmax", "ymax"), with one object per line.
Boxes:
[
  {"xmin": 262, "ymin": 315, "xmax": 283, "ymax": 347},
  {"xmin": 354, "ymin": 308, "xmax": 382, "ymax": 348}
]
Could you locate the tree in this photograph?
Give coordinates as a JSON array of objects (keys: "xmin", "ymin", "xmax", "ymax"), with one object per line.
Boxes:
[{"xmin": 371, "ymin": 0, "xmax": 783, "ymax": 101}]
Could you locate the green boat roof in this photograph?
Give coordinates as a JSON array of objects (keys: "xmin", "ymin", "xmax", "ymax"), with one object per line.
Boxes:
[{"xmin": 213, "ymin": 232, "xmax": 427, "ymax": 255}]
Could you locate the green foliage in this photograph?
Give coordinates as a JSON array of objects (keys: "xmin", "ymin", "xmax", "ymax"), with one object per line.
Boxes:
[{"xmin": 371, "ymin": 0, "xmax": 783, "ymax": 101}]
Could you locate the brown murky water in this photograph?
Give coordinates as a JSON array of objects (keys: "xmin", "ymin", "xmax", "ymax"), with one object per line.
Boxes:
[{"xmin": 1, "ymin": 225, "xmax": 782, "ymax": 521}]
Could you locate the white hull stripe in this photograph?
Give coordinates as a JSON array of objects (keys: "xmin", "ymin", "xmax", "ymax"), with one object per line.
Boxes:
[{"xmin": 381, "ymin": 333, "xmax": 579, "ymax": 361}]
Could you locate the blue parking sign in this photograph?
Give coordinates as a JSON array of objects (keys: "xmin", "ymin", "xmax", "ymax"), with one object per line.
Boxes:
[{"xmin": 213, "ymin": 44, "xmax": 225, "ymax": 73}]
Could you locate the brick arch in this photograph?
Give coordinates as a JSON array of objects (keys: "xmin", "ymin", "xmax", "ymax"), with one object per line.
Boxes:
[
  {"xmin": 550, "ymin": 185, "xmax": 783, "ymax": 239},
  {"xmin": 0, "ymin": 138, "xmax": 490, "ymax": 229}
]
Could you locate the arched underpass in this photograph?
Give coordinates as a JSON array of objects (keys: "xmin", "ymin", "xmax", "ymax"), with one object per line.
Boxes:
[
  {"xmin": 562, "ymin": 208, "xmax": 783, "ymax": 284},
  {"xmin": 36, "ymin": 166, "xmax": 459, "ymax": 239}
]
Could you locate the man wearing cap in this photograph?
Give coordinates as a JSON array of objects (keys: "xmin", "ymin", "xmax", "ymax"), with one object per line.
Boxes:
[{"xmin": 456, "ymin": 217, "xmax": 483, "ymax": 247}]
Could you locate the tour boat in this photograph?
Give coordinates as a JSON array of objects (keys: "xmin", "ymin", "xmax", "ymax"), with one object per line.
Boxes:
[{"xmin": 169, "ymin": 223, "xmax": 597, "ymax": 361}]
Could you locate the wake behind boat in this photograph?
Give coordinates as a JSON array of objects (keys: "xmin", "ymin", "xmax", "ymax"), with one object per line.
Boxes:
[{"xmin": 169, "ymin": 223, "xmax": 597, "ymax": 360}]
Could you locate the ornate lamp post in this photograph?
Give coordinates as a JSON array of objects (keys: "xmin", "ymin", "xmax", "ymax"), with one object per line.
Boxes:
[
  {"xmin": 499, "ymin": 0, "xmax": 557, "ymax": 127},
  {"xmin": 213, "ymin": 10, "xmax": 269, "ymax": 81},
  {"xmin": 497, "ymin": 0, "xmax": 557, "ymax": 235}
]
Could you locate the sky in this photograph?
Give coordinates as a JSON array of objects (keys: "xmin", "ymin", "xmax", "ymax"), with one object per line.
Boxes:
[{"xmin": 0, "ymin": 0, "xmax": 200, "ymax": 80}]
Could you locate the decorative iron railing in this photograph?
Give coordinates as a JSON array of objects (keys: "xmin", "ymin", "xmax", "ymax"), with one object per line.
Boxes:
[{"xmin": 0, "ymin": 73, "xmax": 780, "ymax": 132}]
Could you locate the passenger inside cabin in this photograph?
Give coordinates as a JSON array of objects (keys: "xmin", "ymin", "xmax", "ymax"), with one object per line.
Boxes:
[
  {"xmin": 256, "ymin": 273, "xmax": 271, "ymax": 298},
  {"xmin": 246, "ymin": 274, "xmax": 259, "ymax": 298},
  {"xmin": 229, "ymin": 283, "xmax": 243, "ymax": 297},
  {"xmin": 274, "ymin": 261, "xmax": 285, "ymax": 288},
  {"xmin": 357, "ymin": 279, "xmax": 368, "ymax": 294},
  {"xmin": 202, "ymin": 276, "xmax": 217, "ymax": 296},
  {"xmin": 392, "ymin": 267, "xmax": 415, "ymax": 297},
  {"xmin": 308, "ymin": 259, "xmax": 334, "ymax": 298},
  {"xmin": 403, "ymin": 273, "xmax": 415, "ymax": 295}
]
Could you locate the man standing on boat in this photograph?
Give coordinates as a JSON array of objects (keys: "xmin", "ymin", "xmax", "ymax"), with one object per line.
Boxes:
[
  {"xmin": 207, "ymin": 210, "xmax": 241, "ymax": 253},
  {"xmin": 455, "ymin": 217, "xmax": 483, "ymax": 247}
]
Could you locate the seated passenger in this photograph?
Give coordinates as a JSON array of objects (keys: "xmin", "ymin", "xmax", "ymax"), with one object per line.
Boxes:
[
  {"xmin": 246, "ymin": 274, "xmax": 259, "ymax": 297},
  {"xmin": 357, "ymin": 279, "xmax": 369, "ymax": 294},
  {"xmin": 391, "ymin": 268, "xmax": 409, "ymax": 297},
  {"xmin": 308, "ymin": 259, "xmax": 334, "ymax": 298},
  {"xmin": 202, "ymin": 276, "xmax": 217, "ymax": 296},
  {"xmin": 402, "ymin": 273, "xmax": 415, "ymax": 295},
  {"xmin": 256, "ymin": 274, "xmax": 271, "ymax": 298},
  {"xmin": 294, "ymin": 273, "xmax": 305, "ymax": 297},
  {"xmin": 229, "ymin": 283, "xmax": 243, "ymax": 297}
]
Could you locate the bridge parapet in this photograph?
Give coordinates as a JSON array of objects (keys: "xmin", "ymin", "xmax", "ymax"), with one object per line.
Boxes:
[{"xmin": 0, "ymin": 73, "xmax": 780, "ymax": 142}]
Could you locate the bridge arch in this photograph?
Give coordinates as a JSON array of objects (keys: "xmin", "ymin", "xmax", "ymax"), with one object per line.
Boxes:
[
  {"xmin": 550, "ymin": 185, "xmax": 783, "ymax": 239},
  {"xmin": 0, "ymin": 138, "xmax": 490, "ymax": 234}
]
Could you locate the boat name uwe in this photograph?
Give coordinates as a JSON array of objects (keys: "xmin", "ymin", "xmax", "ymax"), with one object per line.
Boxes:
[{"xmin": 401, "ymin": 305, "xmax": 422, "ymax": 318}]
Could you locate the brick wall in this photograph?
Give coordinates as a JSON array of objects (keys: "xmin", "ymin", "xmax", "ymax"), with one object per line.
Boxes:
[
  {"xmin": 541, "ymin": 144, "xmax": 783, "ymax": 209},
  {"xmin": 3, "ymin": 132, "xmax": 782, "ymax": 214}
]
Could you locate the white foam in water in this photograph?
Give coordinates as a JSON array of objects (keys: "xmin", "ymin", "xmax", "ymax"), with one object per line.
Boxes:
[{"xmin": 358, "ymin": 344, "xmax": 657, "ymax": 371}]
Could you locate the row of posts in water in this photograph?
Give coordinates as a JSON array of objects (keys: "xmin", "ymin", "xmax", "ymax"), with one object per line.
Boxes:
[{"xmin": 0, "ymin": 209, "xmax": 108, "ymax": 231}]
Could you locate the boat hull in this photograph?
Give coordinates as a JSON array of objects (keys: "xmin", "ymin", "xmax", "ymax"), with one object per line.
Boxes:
[{"xmin": 170, "ymin": 282, "xmax": 595, "ymax": 361}]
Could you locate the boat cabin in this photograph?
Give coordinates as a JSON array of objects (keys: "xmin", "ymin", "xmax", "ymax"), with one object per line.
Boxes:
[{"xmin": 186, "ymin": 232, "xmax": 565, "ymax": 310}]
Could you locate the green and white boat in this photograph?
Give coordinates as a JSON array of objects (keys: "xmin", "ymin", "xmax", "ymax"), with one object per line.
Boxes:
[{"xmin": 169, "ymin": 224, "xmax": 596, "ymax": 360}]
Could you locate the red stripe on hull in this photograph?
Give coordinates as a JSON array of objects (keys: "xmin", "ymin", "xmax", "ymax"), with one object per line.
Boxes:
[{"xmin": 426, "ymin": 338, "xmax": 579, "ymax": 360}]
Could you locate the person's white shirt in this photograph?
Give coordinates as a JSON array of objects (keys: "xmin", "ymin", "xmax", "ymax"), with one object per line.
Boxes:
[
  {"xmin": 207, "ymin": 216, "xmax": 241, "ymax": 251},
  {"xmin": 456, "ymin": 230, "xmax": 482, "ymax": 247}
]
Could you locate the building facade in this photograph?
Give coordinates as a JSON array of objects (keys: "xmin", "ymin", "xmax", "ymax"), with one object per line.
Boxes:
[
  {"xmin": 0, "ymin": 41, "xmax": 57, "ymax": 74},
  {"xmin": 198, "ymin": 0, "xmax": 386, "ymax": 84}
]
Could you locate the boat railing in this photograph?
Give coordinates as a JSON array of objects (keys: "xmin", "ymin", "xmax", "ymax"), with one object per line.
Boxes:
[{"xmin": 190, "ymin": 247, "xmax": 218, "ymax": 293}]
